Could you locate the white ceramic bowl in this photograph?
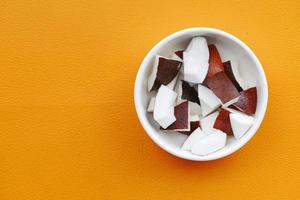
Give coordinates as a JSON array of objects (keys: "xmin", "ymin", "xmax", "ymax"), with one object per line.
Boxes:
[{"xmin": 134, "ymin": 27, "xmax": 268, "ymax": 161}]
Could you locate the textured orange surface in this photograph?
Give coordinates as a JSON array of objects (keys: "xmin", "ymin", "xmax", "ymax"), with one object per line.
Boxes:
[{"xmin": 0, "ymin": 1, "xmax": 300, "ymax": 199}]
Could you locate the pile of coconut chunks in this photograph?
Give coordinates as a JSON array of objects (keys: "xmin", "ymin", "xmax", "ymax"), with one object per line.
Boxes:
[{"xmin": 147, "ymin": 37, "xmax": 257, "ymax": 156}]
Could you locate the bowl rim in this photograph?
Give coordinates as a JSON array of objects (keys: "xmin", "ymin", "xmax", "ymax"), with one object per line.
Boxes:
[{"xmin": 134, "ymin": 27, "xmax": 268, "ymax": 161}]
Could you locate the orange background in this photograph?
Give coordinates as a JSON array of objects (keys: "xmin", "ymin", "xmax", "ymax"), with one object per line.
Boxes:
[{"xmin": 0, "ymin": 0, "xmax": 300, "ymax": 199}]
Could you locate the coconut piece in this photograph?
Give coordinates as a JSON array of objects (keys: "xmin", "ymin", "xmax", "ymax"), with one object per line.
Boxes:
[
  {"xmin": 183, "ymin": 37, "xmax": 209, "ymax": 83},
  {"xmin": 179, "ymin": 115, "xmax": 201, "ymax": 135},
  {"xmin": 213, "ymin": 108, "xmax": 233, "ymax": 135},
  {"xmin": 181, "ymin": 80, "xmax": 200, "ymax": 104},
  {"xmin": 153, "ymin": 85, "xmax": 177, "ymax": 128},
  {"xmin": 223, "ymin": 60, "xmax": 243, "ymax": 92},
  {"xmin": 161, "ymin": 101, "xmax": 190, "ymax": 131},
  {"xmin": 206, "ymin": 44, "xmax": 224, "ymax": 78},
  {"xmin": 198, "ymin": 84, "xmax": 221, "ymax": 116},
  {"xmin": 230, "ymin": 112, "xmax": 254, "ymax": 139},
  {"xmin": 232, "ymin": 87, "xmax": 257, "ymax": 115},
  {"xmin": 182, "ymin": 128, "xmax": 206, "ymax": 151},
  {"xmin": 201, "ymin": 111, "xmax": 219, "ymax": 133},
  {"xmin": 175, "ymin": 79, "xmax": 200, "ymax": 104},
  {"xmin": 147, "ymin": 97, "xmax": 156, "ymax": 112},
  {"xmin": 191, "ymin": 129, "xmax": 227, "ymax": 155},
  {"xmin": 148, "ymin": 55, "xmax": 182, "ymax": 91},
  {"xmin": 205, "ymin": 71, "xmax": 240, "ymax": 104},
  {"xmin": 226, "ymin": 60, "xmax": 248, "ymax": 90}
]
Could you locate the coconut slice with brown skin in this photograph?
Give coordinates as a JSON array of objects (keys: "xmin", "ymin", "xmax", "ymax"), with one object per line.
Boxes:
[
  {"xmin": 174, "ymin": 78, "xmax": 201, "ymax": 108},
  {"xmin": 198, "ymin": 84, "xmax": 221, "ymax": 116},
  {"xmin": 213, "ymin": 108, "xmax": 233, "ymax": 135},
  {"xmin": 179, "ymin": 115, "xmax": 201, "ymax": 135},
  {"xmin": 205, "ymin": 71, "xmax": 240, "ymax": 104},
  {"xmin": 231, "ymin": 87, "xmax": 257, "ymax": 115},
  {"xmin": 223, "ymin": 60, "xmax": 243, "ymax": 92},
  {"xmin": 181, "ymin": 80, "xmax": 200, "ymax": 104},
  {"xmin": 161, "ymin": 101, "xmax": 190, "ymax": 131},
  {"xmin": 206, "ymin": 44, "xmax": 224, "ymax": 78},
  {"xmin": 148, "ymin": 55, "xmax": 182, "ymax": 91}
]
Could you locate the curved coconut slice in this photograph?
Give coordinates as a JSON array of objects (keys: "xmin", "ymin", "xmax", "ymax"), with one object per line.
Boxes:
[
  {"xmin": 232, "ymin": 87, "xmax": 257, "ymax": 115},
  {"xmin": 201, "ymin": 111, "xmax": 219, "ymax": 133},
  {"xmin": 179, "ymin": 115, "xmax": 201, "ymax": 135},
  {"xmin": 230, "ymin": 112, "xmax": 254, "ymax": 139},
  {"xmin": 205, "ymin": 71, "xmax": 240, "ymax": 104},
  {"xmin": 183, "ymin": 37, "xmax": 209, "ymax": 83},
  {"xmin": 161, "ymin": 101, "xmax": 190, "ymax": 131},
  {"xmin": 230, "ymin": 60, "xmax": 249, "ymax": 90},
  {"xmin": 213, "ymin": 108, "xmax": 233, "ymax": 135},
  {"xmin": 198, "ymin": 84, "xmax": 221, "ymax": 116},
  {"xmin": 223, "ymin": 60, "xmax": 243, "ymax": 92},
  {"xmin": 148, "ymin": 55, "xmax": 182, "ymax": 91},
  {"xmin": 229, "ymin": 113, "xmax": 254, "ymax": 139},
  {"xmin": 191, "ymin": 129, "xmax": 227, "ymax": 156},
  {"xmin": 182, "ymin": 127, "xmax": 206, "ymax": 151},
  {"xmin": 147, "ymin": 97, "xmax": 156, "ymax": 112},
  {"xmin": 206, "ymin": 44, "xmax": 224, "ymax": 78},
  {"xmin": 154, "ymin": 85, "xmax": 177, "ymax": 128}
]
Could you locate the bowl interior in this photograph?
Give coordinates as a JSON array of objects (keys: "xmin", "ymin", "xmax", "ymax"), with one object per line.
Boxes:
[{"xmin": 135, "ymin": 28, "xmax": 267, "ymax": 160}]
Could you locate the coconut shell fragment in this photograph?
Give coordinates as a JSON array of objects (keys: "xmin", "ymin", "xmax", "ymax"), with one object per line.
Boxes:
[
  {"xmin": 232, "ymin": 87, "xmax": 257, "ymax": 115},
  {"xmin": 150, "ymin": 56, "xmax": 182, "ymax": 91},
  {"xmin": 223, "ymin": 61, "xmax": 243, "ymax": 92},
  {"xmin": 207, "ymin": 44, "xmax": 224, "ymax": 78},
  {"xmin": 213, "ymin": 108, "xmax": 233, "ymax": 135},
  {"xmin": 161, "ymin": 101, "xmax": 189, "ymax": 131},
  {"xmin": 181, "ymin": 81, "xmax": 200, "ymax": 104},
  {"xmin": 205, "ymin": 71, "xmax": 240, "ymax": 104}
]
